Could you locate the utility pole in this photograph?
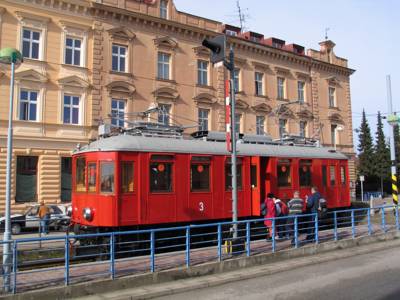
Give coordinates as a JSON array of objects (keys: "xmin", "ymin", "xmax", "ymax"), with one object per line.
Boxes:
[{"xmin": 387, "ymin": 75, "xmax": 398, "ymax": 206}]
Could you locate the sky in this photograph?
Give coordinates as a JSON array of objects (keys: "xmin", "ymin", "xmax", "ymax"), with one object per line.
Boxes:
[{"xmin": 174, "ymin": 0, "xmax": 400, "ymax": 148}]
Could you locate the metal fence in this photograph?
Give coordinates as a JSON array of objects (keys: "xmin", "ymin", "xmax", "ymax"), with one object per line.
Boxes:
[{"xmin": 1, "ymin": 205, "xmax": 399, "ymax": 294}]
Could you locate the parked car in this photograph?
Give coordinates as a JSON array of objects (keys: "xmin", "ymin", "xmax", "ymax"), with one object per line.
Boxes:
[{"xmin": 0, "ymin": 204, "xmax": 70, "ymax": 235}]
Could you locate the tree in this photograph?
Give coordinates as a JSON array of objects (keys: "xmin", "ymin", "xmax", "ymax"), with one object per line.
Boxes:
[
  {"xmin": 374, "ymin": 111, "xmax": 391, "ymax": 192},
  {"xmin": 357, "ymin": 110, "xmax": 375, "ymax": 179}
]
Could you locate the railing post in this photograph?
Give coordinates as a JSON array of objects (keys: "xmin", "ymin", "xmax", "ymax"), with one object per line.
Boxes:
[
  {"xmin": 217, "ymin": 224, "xmax": 222, "ymax": 262},
  {"xmin": 185, "ymin": 227, "xmax": 190, "ymax": 268},
  {"xmin": 333, "ymin": 211, "xmax": 338, "ymax": 241},
  {"xmin": 396, "ymin": 205, "xmax": 399, "ymax": 231},
  {"xmin": 246, "ymin": 221, "xmax": 250, "ymax": 257},
  {"xmin": 314, "ymin": 213, "xmax": 319, "ymax": 244},
  {"xmin": 110, "ymin": 233, "xmax": 115, "ymax": 280},
  {"xmin": 367, "ymin": 208, "xmax": 372, "ymax": 235},
  {"xmin": 12, "ymin": 241, "xmax": 17, "ymax": 294},
  {"xmin": 272, "ymin": 219, "xmax": 276, "ymax": 253},
  {"xmin": 351, "ymin": 210, "xmax": 355, "ymax": 239},
  {"xmin": 64, "ymin": 236, "xmax": 70, "ymax": 286},
  {"xmin": 294, "ymin": 216, "xmax": 298, "ymax": 248},
  {"xmin": 381, "ymin": 207, "xmax": 386, "ymax": 232},
  {"xmin": 150, "ymin": 231, "xmax": 155, "ymax": 273}
]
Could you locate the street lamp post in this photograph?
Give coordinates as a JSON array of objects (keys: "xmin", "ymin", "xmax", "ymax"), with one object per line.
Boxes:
[{"xmin": 0, "ymin": 48, "xmax": 23, "ymax": 292}]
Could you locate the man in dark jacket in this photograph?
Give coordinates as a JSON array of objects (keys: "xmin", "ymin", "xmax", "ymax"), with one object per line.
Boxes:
[{"xmin": 305, "ymin": 186, "xmax": 321, "ymax": 241}]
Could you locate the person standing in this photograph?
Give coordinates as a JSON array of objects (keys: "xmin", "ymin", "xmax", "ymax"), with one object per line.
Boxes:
[
  {"xmin": 305, "ymin": 186, "xmax": 322, "ymax": 242},
  {"xmin": 287, "ymin": 191, "xmax": 305, "ymax": 245},
  {"xmin": 264, "ymin": 193, "xmax": 276, "ymax": 241},
  {"xmin": 38, "ymin": 201, "xmax": 50, "ymax": 235}
]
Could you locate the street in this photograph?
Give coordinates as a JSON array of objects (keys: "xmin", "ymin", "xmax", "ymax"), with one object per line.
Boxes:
[{"xmin": 155, "ymin": 245, "xmax": 400, "ymax": 300}]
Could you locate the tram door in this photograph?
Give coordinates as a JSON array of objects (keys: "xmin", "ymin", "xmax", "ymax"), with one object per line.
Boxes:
[
  {"xmin": 119, "ymin": 154, "xmax": 139, "ymax": 225},
  {"xmin": 251, "ymin": 157, "xmax": 260, "ymax": 215}
]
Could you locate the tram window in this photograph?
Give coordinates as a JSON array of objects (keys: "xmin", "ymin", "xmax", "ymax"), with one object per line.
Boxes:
[
  {"xmin": 75, "ymin": 157, "xmax": 86, "ymax": 192},
  {"xmin": 151, "ymin": 155, "xmax": 174, "ymax": 161},
  {"xmin": 330, "ymin": 166, "xmax": 336, "ymax": 186},
  {"xmin": 299, "ymin": 160, "xmax": 312, "ymax": 187},
  {"xmin": 225, "ymin": 158, "xmax": 243, "ymax": 190},
  {"xmin": 150, "ymin": 162, "xmax": 173, "ymax": 192},
  {"xmin": 251, "ymin": 165, "xmax": 257, "ymax": 188},
  {"xmin": 100, "ymin": 162, "xmax": 115, "ymax": 193},
  {"xmin": 322, "ymin": 166, "xmax": 328, "ymax": 187},
  {"xmin": 191, "ymin": 156, "xmax": 210, "ymax": 192},
  {"xmin": 340, "ymin": 166, "xmax": 346, "ymax": 186},
  {"xmin": 277, "ymin": 159, "xmax": 291, "ymax": 187},
  {"xmin": 121, "ymin": 161, "xmax": 134, "ymax": 193},
  {"xmin": 88, "ymin": 162, "xmax": 97, "ymax": 193}
]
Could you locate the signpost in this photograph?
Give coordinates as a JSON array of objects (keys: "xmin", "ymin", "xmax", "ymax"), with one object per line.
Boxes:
[{"xmin": 360, "ymin": 175, "xmax": 365, "ymax": 202}]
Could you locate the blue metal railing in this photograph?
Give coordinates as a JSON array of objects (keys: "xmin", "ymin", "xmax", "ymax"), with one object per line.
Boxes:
[{"xmin": 1, "ymin": 205, "xmax": 399, "ymax": 294}]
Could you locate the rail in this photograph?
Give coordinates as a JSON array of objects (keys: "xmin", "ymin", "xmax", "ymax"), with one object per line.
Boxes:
[{"xmin": 1, "ymin": 205, "xmax": 399, "ymax": 294}]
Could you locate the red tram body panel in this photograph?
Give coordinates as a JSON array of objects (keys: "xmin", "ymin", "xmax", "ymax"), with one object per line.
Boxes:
[{"xmin": 70, "ymin": 133, "xmax": 351, "ymax": 232}]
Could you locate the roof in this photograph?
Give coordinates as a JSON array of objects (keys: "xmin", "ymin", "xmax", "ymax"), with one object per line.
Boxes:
[{"xmin": 75, "ymin": 135, "xmax": 348, "ymax": 160}]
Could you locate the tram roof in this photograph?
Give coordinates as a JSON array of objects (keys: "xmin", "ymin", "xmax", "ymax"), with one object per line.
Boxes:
[{"xmin": 76, "ymin": 135, "xmax": 348, "ymax": 160}]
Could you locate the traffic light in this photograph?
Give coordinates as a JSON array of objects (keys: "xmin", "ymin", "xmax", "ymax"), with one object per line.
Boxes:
[{"xmin": 202, "ymin": 35, "xmax": 226, "ymax": 64}]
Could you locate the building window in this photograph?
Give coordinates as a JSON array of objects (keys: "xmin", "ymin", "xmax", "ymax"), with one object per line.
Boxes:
[
  {"xmin": 158, "ymin": 52, "xmax": 170, "ymax": 80},
  {"xmin": 255, "ymin": 72, "xmax": 264, "ymax": 96},
  {"xmin": 329, "ymin": 87, "xmax": 336, "ymax": 107},
  {"xmin": 198, "ymin": 108, "xmax": 209, "ymax": 131},
  {"xmin": 256, "ymin": 116, "xmax": 265, "ymax": 135},
  {"xmin": 279, "ymin": 119, "xmax": 287, "ymax": 138},
  {"xmin": 111, "ymin": 99, "xmax": 125, "ymax": 127},
  {"xmin": 100, "ymin": 162, "xmax": 115, "ymax": 194},
  {"xmin": 277, "ymin": 159, "xmax": 291, "ymax": 187},
  {"xmin": 331, "ymin": 124, "xmax": 337, "ymax": 145},
  {"xmin": 150, "ymin": 155, "xmax": 173, "ymax": 192},
  {"xmin": 191, "ymin": 156, "xmax": 211, "ymax": 192},
  {"xmin": 300, "ymin": 121, "xmax": 307, "ymax": 138},
  {"xmin": 121, "ymin": 161, "xmax": 134, "ymax": 193},
  {"xmin": 61, "ymin": 157, "xmax": 72, "ymax": 202},
  {"xmin": 225, "ymin": 158, "xmax": 243, "ymax": 190},
  {"xmin": 299, "ymin": 160, "xmax": 312, "ymax": 187},
  {"xmin": 158, "ymin": 104, "xmax": 171, "ymax": 125},
  {"xmin": 235, "ymin": 113, "xmax": 241, "ymax": 133},
  {"xmin": 234, "ymin": 68, "xmax": 240, "ymax": 93},
  {"xmin": 112, "ymin": 44, "xmax": 127, "ymax": 72},
  {"xmin": 19, "ymin": 89, "xmax": 38, "ymax": 121},
  {"xmin": 63, "ymin": 95, "xmax": 80, "ymax": 125},
  {"xmin": 225, "ymin": 30, "xmax": 238, "ymax": 36},
  {"xmin": 16, "ymin": 156, "xmax": 38, "ymax": 202},
  {"xmin": 65, "ymin": 37, "xmax": 81, "ymax": 66},
  {"xmin": 160, "ymin": 0, "xmax": 168, "ymax": 19},
  {"xmin": 277, "ymin": 77, "xmax": 285, "ymax": 99},
  {"xmin": 197, "ymin": 60, "xmax": 208, "ymax": 86},
  {"xmin": 298, "ymin": 81, "xmax": 305, "ymax": 103},
  {"xmin": 22, "ymin": 29, "xmax": 40, "ymax": 59}
]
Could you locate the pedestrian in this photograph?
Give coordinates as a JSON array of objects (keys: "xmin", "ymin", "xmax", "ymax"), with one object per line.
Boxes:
[
  {"xmin": 305, "ymin": 186, "xmax": 322, "ymax": 242},
  {"xmin": 38, "ymin": 201, "xmax": 50, "ymax": 235},
  {"xmin": 274, "ymin": 198, "xmax": 288, "ymax": 239},
  {"xmin": 287, "ymin": 191, "xmax": 305, "ymax": 245},
  {"xmin": 264, "ymin": 193, "xmax": 277, "ymax": 241}
]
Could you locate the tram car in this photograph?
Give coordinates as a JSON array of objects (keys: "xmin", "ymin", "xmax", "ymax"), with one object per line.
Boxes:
[{"xmin": 70, "ymin": 122, "xmax": 350, "ymax": 234}]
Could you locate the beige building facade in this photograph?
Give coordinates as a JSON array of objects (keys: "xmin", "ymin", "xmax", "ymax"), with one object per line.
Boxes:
[{"xmin": 0, "ymin": 0, "xmax": 355, "ymax": 213}]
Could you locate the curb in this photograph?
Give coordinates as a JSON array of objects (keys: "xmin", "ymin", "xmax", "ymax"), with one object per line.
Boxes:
[{"xmin": 2, "ymin": 231, "xmax": 400, "ymax": 300}]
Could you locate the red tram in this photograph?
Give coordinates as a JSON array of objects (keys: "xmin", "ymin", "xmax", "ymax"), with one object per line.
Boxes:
[{"xmin": 70, "ymin": 128, "xmax": 350, "ymax": 234}]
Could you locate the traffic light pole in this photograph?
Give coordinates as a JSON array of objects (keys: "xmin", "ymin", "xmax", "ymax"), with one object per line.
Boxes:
[
  {"xmin": 226, "ymin": 47, "xmax": 238, "ymax": 240},
  {"xmin": 387, "ymin": 75, "xmax": 398, "ymax": 206}
]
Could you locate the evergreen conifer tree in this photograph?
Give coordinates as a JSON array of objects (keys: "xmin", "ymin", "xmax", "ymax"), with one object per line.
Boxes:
[
  {"xmin": 374, "ymin": 111, "xmax": 391, "ymax": 192},
  {"xmin": 357, "ymin": 110, "xmax": 375, "ymax": 179}
]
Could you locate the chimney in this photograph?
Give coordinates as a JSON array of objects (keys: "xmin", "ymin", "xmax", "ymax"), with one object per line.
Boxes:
[{"xmin": 319, "ymin": 40, "xmax": 336, "ymax": 63}]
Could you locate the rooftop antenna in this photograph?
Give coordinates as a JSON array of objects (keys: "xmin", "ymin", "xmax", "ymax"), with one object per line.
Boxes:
[
  {"xmin": 236, "ymin": 0, "xmax": 249, "ymax": 33},
  {"xmin": 325, "ymin": 27, "xmax": 330, "ymax": 40}
]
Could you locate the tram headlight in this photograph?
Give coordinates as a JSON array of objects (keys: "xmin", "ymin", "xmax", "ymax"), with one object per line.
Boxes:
[
  {"xmin": 67, "ymin": 206, "xmax": 73, "ymax": 217},
  {"xmin": 83, "ymin": 208, "xmax": 93, "ymax": 221}
]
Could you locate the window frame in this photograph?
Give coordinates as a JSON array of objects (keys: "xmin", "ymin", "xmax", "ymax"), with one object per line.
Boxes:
[
  {"xmin": 100, "ymin": 161, "xmax": 115, "ymax": 194},
  {"xmin": 233, "ymin": 68, "xmax": 240, "ymax": 93},
  {"xmin": 160, "ymin": 0, "xmax": 168, "ymax": 19},
  {"xmin": 87, "ymin": 162, "xmax": 97, "ymax": 193},
  {"xmin": 225, "ymin": 157, "xmax": 243, "ymax": 191},
  {"xmin": 63, "ymin": 94, "xmax": 80, "ymax": 125},
  {"xmin": 329, "ymin": 86, "xmax": 336, "ymax": 107},
  {"xmin": 15, "ymin": 156, "xmax": 38, "ymax": 203},
  {"xmin": 75, "ymin": 156, "xmax": 86, "ymax": 193},
  {"xmin": 297, "ymin": 81, "xmax": 305, "ymax": 103},
  {"xmin": 158, "ymin": 103, "xmax": 171, "ymax": 126},
  {"xmin": 111, "ymin": 98, "xmax": 126, "ymax": 127},
  {"xmin": 279, "ymin": 119, "xmax": 288, "ymax": 138},
  {"xmin": 149, "ymin": 155, "xmax": 174, "ymax": 193},
  {"xmin": 256, "ymin": 115, "xmax": 265, "ymax": 135},
  {"xmin": 331, "ymin": 124, "xmax": 337, "ymax": 146},
  {"xmin": 330, "ymin": 165, "xmax": 336, "ymax": 186},
  {"xmin": 22, "ymin": 28, "xmax": 41, "ymax": 60},
  {"xmin": 111, "ymin": 44, "xmax": 127, "ymax": 73},
  {"xmin": 157, "ymin": 52, "xmax": 171, "ymax": 80},
  {"xmin": 121, "ymin": 161, "xmax": 135, "ymax": 194},
  {"xmin": 197, "ymin": 60, "xmax": 209, "ymax": 86},
  {"xmin": 277, "ymin": 159, "xmax": 292, "ymax": 188},
  {"xmin": 299, "ymin": 160, "xmax": 312, "ymax": 187},
  {"xmin": 64, "ymin": 36, "xmax": 82, "ymax": 66},
  {"xmin": 277, "ymin": 77, "xmax": 285, "ymax": 99},
  {"xmin": 19, "ymin": 89, "xmax": 38, "ymax": 121},
  {"xmin": 299, "ymin": 121, "xmax": 307, "ymax": 138},
  {"xmin": 198, "ymin": 108, "xmax": 209, "ymax": 131},
  {"xmin": 255, "ymin": 72, "xmax": 264, "ymax": 96}
]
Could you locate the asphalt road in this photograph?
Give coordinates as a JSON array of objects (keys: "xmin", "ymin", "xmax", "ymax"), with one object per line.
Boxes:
[{"xmin": 156, "ymin": 245, "xmax": 400, "ymax": 300}]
